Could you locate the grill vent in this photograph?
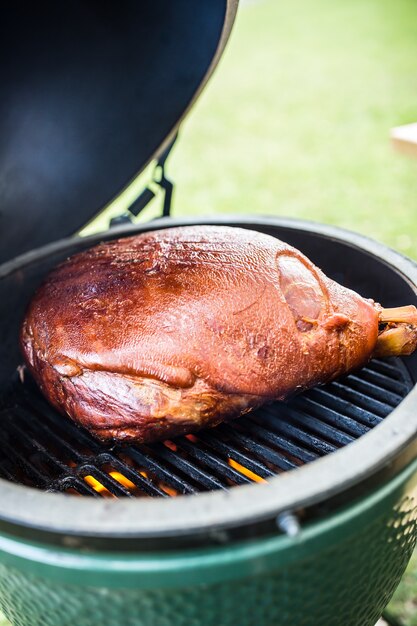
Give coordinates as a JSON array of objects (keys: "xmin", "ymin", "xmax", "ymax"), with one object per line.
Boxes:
[{"xmin": 0, "ymin": 358, "xmax": 412, "ymax": 498}]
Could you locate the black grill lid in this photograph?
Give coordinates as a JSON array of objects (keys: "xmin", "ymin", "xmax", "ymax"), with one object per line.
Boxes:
[{"xmin": 0, "ymin": 0, "xmax": 238, "ymax": 265}]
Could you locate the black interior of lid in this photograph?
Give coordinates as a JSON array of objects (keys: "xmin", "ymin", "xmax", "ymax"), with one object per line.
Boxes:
[{"xmin": 0, "ymin": 0, "xmax": 228, "ymax": 264}]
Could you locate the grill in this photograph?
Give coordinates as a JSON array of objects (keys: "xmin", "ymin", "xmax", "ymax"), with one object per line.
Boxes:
[
  {"xmin": 0, "ymin": 357, "xmax": 412, "ymax": 499},
  {"xmin": 0, "ymin": 218, "xmax": 416, "ymax": 626},
  {"xmin": 1, "ymin": 1, "xmax": 417, "ymax": 623}
]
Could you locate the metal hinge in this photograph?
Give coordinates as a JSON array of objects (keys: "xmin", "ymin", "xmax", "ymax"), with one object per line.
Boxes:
[{"xmin": 110, "ymin": 133, "xmax": 177, "ymax": 227}]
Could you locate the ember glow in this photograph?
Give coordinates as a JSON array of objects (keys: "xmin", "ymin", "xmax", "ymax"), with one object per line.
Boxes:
[
  {"xmin": 84, "ymin": 475, "xmax": 113, "ymax": 496},
  {"xmin": 163, "ymin": 440, "xmax": 178, "ymax": 452},
  {"xmin": 84, "ymin": 471, "xmax": 136, "ymax": 495},
  {"xmin": 84, "ymin": 470, "xmax": 180, "ymax": 497},
  {"xmin": 83, "ymin": 457, "xmax": 266, "ymax": 498},
  {"xmin": 109, "ymin": 471, "xmax": 136, "ymax": 490},
  {"xmin": 228, "ymin": 459, "xmax": 266, "ymax": 483},
  {"xmin": 160, "ymin": 484, "xmax": 179, "ymax": 497}
]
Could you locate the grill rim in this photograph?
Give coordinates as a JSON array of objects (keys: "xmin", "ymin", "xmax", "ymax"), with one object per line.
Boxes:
[{"xmin": 0, "ymin": 215, "xmax": 417, "ymax": 544}]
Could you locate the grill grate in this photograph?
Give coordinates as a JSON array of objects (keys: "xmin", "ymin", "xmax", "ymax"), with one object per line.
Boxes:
[{"xmin": 0, "ymin": 358, "xmax": 413, "ymax": 498}]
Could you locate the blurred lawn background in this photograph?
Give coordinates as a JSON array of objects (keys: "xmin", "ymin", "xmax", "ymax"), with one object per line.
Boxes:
[
  {"xmin": 84, "ymin": 0, "xmax": 417, "ymax": 263},
  {"xmin": 1, "ymin": 0, "xmax": 416, "ymax": 624}
]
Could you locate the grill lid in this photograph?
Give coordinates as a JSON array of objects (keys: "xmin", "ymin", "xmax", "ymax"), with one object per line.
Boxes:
[{"xmin": 0, "ymin": 0, "xmax": 238, "ymax": 265}]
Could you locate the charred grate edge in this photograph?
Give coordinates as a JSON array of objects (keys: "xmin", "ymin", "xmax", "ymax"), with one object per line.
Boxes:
[{"xmin": 0, "ymin": 357, "xmax": 413, "ymax": 498}]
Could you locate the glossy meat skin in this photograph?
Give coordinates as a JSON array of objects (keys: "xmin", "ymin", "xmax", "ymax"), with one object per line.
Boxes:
[{"xmin": 20, "ymin": 226, "xmax": 381, "ymax": 442}]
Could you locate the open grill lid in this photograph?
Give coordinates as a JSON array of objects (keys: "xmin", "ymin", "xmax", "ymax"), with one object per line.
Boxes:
[{"xmin": 0, "ymin": 0, "xmax": 238, "ymax": 265}]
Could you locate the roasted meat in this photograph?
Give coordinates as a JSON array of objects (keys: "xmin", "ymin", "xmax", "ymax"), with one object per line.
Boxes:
[{"xmin": 20, "ymin": 225, "xmax": 417, "ymax": 443}]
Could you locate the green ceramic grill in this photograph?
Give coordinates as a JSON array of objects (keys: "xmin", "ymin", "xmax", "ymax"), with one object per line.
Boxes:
[{"xmin": 0, "ymin": 3, "xmax": 416, "ymax": 626}]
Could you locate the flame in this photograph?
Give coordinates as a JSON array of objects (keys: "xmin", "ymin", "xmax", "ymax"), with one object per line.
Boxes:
[
  {"xmin": 84, "ymin": 472, "xmax": 137, "ymax": 495},
  {"xmin": 84, "ymin": 468, "xmax": 180, "ymax": 497},
  {"xmin": 84, "ymin": 475, "xmax": 113, "ymax": 496},
  {"xmin": 163, "ymin": 440, "xmax": 177, "ymax": 452},
  {"xmin": 228, "ymin": 459, "xmax": 266, "ymax": 483},
  {"xmin": 84, "ymin": 459, "xmax": 266, "ymax": 498},
  {"xmin": 160, "ymin": 484, "xmax": 179, "ymax": 497},
  {"xmin": 109, "ymin": 471, "xmax": 136, "ymax": 490}
]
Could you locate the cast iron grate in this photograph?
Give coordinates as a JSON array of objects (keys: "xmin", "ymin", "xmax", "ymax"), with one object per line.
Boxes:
[{"xmin": 0, "ymin": 357, "xmax": 413, "ymax": 497}]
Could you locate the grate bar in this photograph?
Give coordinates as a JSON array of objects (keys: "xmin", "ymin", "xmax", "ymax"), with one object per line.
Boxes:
[
  {"xmin": 238, "ymin": 417, "xmax": 318, "ymax": 464},
  {"xmin": 280, "ymin": 406, "xmax": 354, "ymax": 447},
  {"xmin": 340, "ymin": 373, "xmax": 402, "ymax": 407},
  {"xmin": 95, "ymin": 453, "xmax": 168, "ymax": 497},
  {"xmin": 220, "ymin": 424, "xmax": 297, "ymax": 471},
  {"xmin": 47, "ymin": 476, "xmax": 101, "ymax": 497},
  {"xmin": 17, "ymin": 403, "xmax": 86, "ymax": 463},
  {"xmin": 260, "ymin": 406, "xmax": 338, "ymax": 455},
  {"xmin": 77, "ymin": 465, "xmax": 134, "ymax": 498},
  {"xmin": 306, "ymin": 387, "xmax": 382, "ymax": 428},
  {"xmin": 360, "ymin": 367, "xmax": 407, "ymax": 392},
  {"xmin": 175, "ymin": 437, "xmax": 252, "ymax": 485},
  {"xmin": 5, "ymin": 419, "xmax": 70, "ymax": 475},
  {"xmin": 294, "ymin": 396, "xmax": 369, "ymax": 438},
  {"xmin": 197, "ymin": 430, "xmax": 274, "ymax": 479},
  {"xmin": 151, "ymin": 443, "xmax": 227, "ymax": 491},
  {"xmin": 21, "ymin": 389, "xmax": 104, "ymax": 452},
  {"xmin": 118, "ymin": 446, "xmax": 197, "ymax": 495},
  {"xmin": 366, "ymin": 358, "xmax": 409, "ymax": 381},
  {"xmin": 0, "ymin": 356, "xmax": 412, "ymax": 498},
  {"xmin": 330, "ymin": 382, "xmax": 395, "ymax": 417},
  {"xmin": 15, "ymin": 402, "xmax": 169, "ymax": 497},
  {"xmin": 0, "ymin": 437, "xmax": 50, "ymax": 487}
]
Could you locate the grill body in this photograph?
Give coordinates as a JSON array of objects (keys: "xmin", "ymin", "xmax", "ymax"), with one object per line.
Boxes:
[
  {"xmin": 0, "ymin": 458, "xmax": 416, "ymax": 626},
  {"xmin": 0, "ymin": 217, "xmax": 416, "ymax": 626}
]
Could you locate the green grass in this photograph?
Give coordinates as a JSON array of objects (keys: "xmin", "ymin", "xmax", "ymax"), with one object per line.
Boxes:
[
  {"xmin": 388, "ymin": 552, "xmax": 417, "ymax": 625},
  {"xmin": 173, "ymin": 0, "xmax": 417, "ymax": 262},
  {"xmin": 2, "ymin": 0, "xmax": 417, "ymax": 624},
  {"xmin": 86, "ymin": 0, "xmax": 417, "ymax": 263}
]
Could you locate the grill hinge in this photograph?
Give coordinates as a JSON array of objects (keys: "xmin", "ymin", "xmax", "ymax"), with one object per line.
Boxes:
[{"xmin": 110, "ymin": 133, "xmax": 177, "ymax": 228}]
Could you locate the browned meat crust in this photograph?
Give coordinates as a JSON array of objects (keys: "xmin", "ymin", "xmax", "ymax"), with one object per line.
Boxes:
[{"xmin": 20, "ymin": 226, "xmax": 396, "ymax": 443}]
